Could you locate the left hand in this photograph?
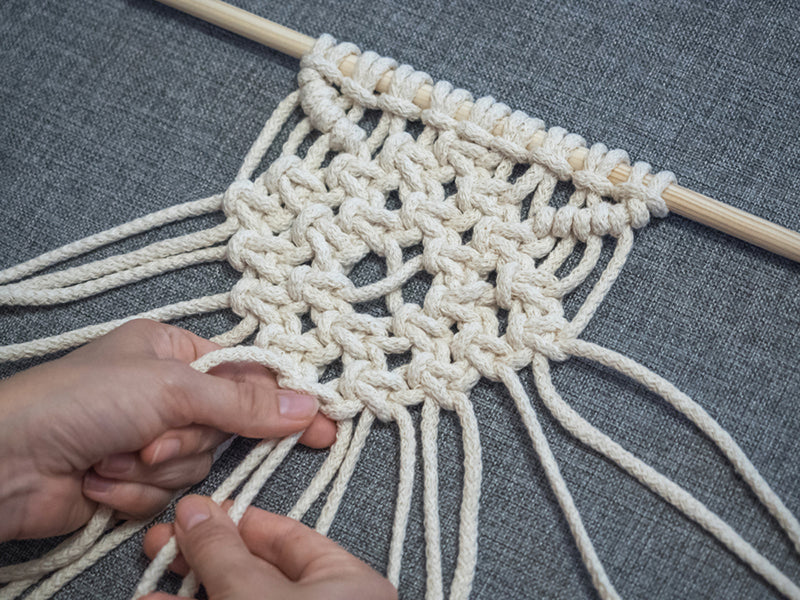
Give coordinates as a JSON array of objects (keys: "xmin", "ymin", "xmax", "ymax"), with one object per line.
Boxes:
[{"xmin": 0, "ymin": 319, "xmax": 336, "ymax": 542}]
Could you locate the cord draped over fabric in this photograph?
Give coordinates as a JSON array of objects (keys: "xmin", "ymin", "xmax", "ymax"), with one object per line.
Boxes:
[{"xmin": 1, "ymin": 34, "xmax": 798, "ymax": 600}]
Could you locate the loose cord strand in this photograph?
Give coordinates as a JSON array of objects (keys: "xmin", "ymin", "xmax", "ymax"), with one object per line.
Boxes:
[
  {"xmin": 0, "ymin": 247, "xmax": 227, "ymax": 306},
  {"xmin": 531, "ymin": 353, "xmax": 800, "ymax": 600},
  {"xmin": 0, "ymin": 195, "xmax": 223, "ymax": 286},
  {"xmin": 288, "ymin": 419, "xmax": 354, "ymax": 521},
  {"xmin": 449, "ymin": 399, "xmax": 482, "ymax": 600},
  {"xmin": 316, "ymin": 411, "xmax": 375, "ymax": 536},
  {"xmin": 0, "ymin": 293, "xmax": 231, "ymax": 363},
  {"xmin": 1, "ymin": 221, "xmax": 235, "ymax": 294},
  {"xmin": 563, "ymin": 337, "xmax": 800, "ymax": 557},
  {"xmin": 500, "ymin": 365, "xmax": 620, "ymax": 600},
  {"xmin": 176, "ymin": 434, "xmax": 302, "ymax": 598},
  {"xmin": 420, "ymin": 400, "xmax": 444, "ymax": 600},
  {"xmin": 386, "ymin": 408, "xmax": 416, "ymax": 587},
  {"xmin": 132, "ymin": 439, "xmax": 280, "ymax": 599}
]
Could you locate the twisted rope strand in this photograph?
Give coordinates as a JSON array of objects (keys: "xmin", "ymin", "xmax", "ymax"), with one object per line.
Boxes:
[
  {"xmin": 500, "ymin": 365, "xmax": 620, "ymax": 600},
  {"xmin": 420, "ymin": 399, "xmax": 444, "ymax": 600},
  {"xmin": 0, "ymin": 195, "xmax": 222, "ymax": 286},
  {"xmin": 564, "ymin": 337, "xmax": 800, "ymax": 556},
  {"xmin": 530, "ymin": 353, "xmax": 800, "ymax": 600}
]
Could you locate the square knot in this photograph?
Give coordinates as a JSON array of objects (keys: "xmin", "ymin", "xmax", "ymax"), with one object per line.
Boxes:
[
  {"xmin": 338, "ymin": 359, "xmax": 409, "ymax": 422},
  {"xmin": 405, "ymin": 352, "xmax": 478, "ymax": 411},
  {"xmin": 222, "ymin": 179, "xmax": 258, "ymax": 221}
]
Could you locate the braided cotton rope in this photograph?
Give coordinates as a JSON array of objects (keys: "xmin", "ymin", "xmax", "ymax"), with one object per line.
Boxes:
[{"xmin": 1, "ymin": 34, "xmax": 799, "ymax": 600}]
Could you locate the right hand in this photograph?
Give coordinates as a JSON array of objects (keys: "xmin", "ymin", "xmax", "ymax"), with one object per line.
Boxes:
[{"xmin": 142, "ymin": 495, "xmax": 398, "ymax": 600}]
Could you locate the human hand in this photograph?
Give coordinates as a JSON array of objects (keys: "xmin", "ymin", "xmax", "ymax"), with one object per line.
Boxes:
[
  {"xmin": 0, "ymin": 319, "xmax": 336, "ymax": 541},
  {"xmin": 142, "ymin": 495, "xmax": 397, "ymax": 600}
]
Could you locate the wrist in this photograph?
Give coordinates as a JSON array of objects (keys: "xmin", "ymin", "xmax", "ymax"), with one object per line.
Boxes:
[
  {"xmin": 0, "ymin": 396, "xmax": 39, "ymax": 541},
  {"xmin": 0, "ymin": 443, "xmax": 37, "ymax": 542}
]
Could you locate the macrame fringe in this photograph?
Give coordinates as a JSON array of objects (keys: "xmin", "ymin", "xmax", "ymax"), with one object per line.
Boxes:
[{"xmin": 1, "ymin": 34, "xmax": 799, "ymax": 600}]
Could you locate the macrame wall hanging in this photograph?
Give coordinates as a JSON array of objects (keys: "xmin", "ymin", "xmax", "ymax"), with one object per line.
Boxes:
[{"xmin": 1, "ymin": 3, "xmax": 799, "ymax": 599}]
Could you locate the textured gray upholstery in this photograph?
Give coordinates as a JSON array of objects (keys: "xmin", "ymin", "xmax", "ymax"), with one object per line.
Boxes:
[{"xmin": 1, "ymin": 0, "xmax": 798, "ymax": 597}]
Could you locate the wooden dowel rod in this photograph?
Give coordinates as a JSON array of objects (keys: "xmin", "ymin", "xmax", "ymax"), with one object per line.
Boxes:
[{"xmin": 155, "ymin": 0, "xmax": 800, "ymax": 263}]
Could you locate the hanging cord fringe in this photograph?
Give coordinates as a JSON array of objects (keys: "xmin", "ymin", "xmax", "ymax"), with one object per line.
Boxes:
[
  {"xmin": 530, "ymin": 352, "xmax": 800, "ymax": 599},
  {"xmin": 499, "ymin": 365, "xmax": 621, "ymax": 600},
  {"xmin": 562, "ymin": 337, "xmax": 800, "ymax": 555}
]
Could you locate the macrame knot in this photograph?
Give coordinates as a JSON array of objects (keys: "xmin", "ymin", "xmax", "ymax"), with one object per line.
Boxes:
[
  {"xmin": 378, "ymin": 64, "xmax": 432, "ymax": 120},
  {"xmin": 225, "ymin": 228, "xmax": 255, "ymax": 273},
  {"xmin": 338, "ymin": 359, "xmax": 406, "ymax": 422},
  {"xmin": 406, "ymin": 351, "xmax": 475, "ymax": 411},
  {"xmin": 529, "ymin": 127, "xmax": 586, "ymax": 181},
  {"xmin": 611, "ymin": 161, "xmax": 675, "ymax": 227},
  {"xmin": 289, "ymin": 203, "xmax": 337, "ymax": 253},
  {"xmin": 477, "ymin": 109, "xmax": 545, "ymax": 164},
  {"xmin": 221, "ymin": 179, "xmax": 256, "ymax": 221},
  {"xmin": 299, "ymin": 34, "xmax": 358, "ymax": 85},
  {"xmin": 340, "ymin": 50, "xmax": 397, "ymax": 108},
  {"xmin": 421, "ymin": 80, "xmax": 473, "ymax": 131},
  {"xmin": 390, "ymin": 303, "xmax": 451, "ymax": 351},
  {"xmin": 455, "ymin": 97, "xmax": 512, "ymax": 154},
  {"xmin": 572, "ymin": 144, "xmax": 630, "ymax": 199},
  {"xmin": 495, "ymin": 260, "xmax": 570, "ymax": 362},
  {"xmin": 228, "ymin": 277, "xmax": 259, "ymax": 321}
]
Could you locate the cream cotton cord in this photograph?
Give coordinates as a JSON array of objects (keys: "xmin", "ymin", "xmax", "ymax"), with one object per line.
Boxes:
[{"xmin": 1, "ymin": 34, "xmax": 799, "ymax": 600}]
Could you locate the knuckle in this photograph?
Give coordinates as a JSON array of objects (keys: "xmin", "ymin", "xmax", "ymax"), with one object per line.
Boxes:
[
  {"xmin": 115, "ymin": 489, "xmax": 171, "ymax": 520},
  {"xmin": 152, "ymin": 454, "xmax": 213, "ymax": 489},
  {"xmin": 153, "ymin": 362, "xmax": 195, "ymax": 426},
  {"xmin": 234, "ymin": 380, "xmax": 268, "ymax": 423}
]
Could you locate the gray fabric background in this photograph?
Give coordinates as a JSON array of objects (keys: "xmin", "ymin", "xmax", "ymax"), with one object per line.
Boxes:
[{"xmin": 1, "ymin": 0, "xmax": 799, "ymax": 598}]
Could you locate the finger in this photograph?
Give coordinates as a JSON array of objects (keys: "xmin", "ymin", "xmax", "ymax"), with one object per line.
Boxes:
[
  {"xmin": 83, "ymin": 473, "xmax": 176, "ymax": 519},
  {"xmin": 135, "ymin": 320, "xmax": 222, "ymax": 363},
  {"xmin": 84, "ymin": 320, "xmax": 222, "ymax": 364},
  {"xmin": 93, "ymin": 452, "xmax": 213, "ymax": 489},
  {"xmin": 140, "ymin": 426, "xmax": 230, "ymax": 466},
  {"xmin": 236, "ymin": 506, "xmax": 366, "ymax": 581},
  {"xmin": 160, "ymin": 363, "xmax": 320, "ymax": 439},
  {"xmin": 297, "ymin": 414, "xmax": 338, "ymax": 449},
  {"xmin": 140, "ymin": 593, "xmax": 183, "ymax": 600},
  {"xmin": 173, "ymin": 496, "xmax": 290, "ymax": 598},
  {"xmin": 143, "ymin": 500, "xmax": 237, "ymax": 576},
  {"xmin": 143, "ymin": 523, "xmax": 190, "ymax": 576}
]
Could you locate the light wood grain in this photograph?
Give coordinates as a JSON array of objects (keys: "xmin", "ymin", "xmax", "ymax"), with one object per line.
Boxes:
[{"xmin": 155, "ymin": 0, "xmax": 800, "ymax": 263}]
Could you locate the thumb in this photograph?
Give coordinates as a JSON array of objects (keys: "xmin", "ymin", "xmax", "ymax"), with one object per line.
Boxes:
[
  {"xmin": 173, "ymin": 496, "xmax": 286, "ymax": 599},
  {"xmin": 164, "ymin": 364, "xmax": 320, "ymax": 439}
]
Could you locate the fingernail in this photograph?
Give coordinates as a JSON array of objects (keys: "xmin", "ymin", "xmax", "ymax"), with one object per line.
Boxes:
[
  {"xmin": 277, "ymin": 390, "xmax": 317, "ymax": 420},
  {"xmin": 176, "ymin": 496, "xmax": 211, "ymax": 532},
  {"xmin": 84, "ymin": 472, "xmax": 114, "ymax": 495},
  {"xmin": 151, "ymin": 438, "xmax": 182, "ymax": 465},
  {"xmin": 99, "ymin": 453, "xmax": 135, "ymax": 475}
]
